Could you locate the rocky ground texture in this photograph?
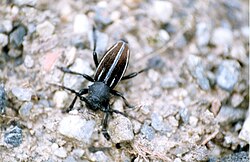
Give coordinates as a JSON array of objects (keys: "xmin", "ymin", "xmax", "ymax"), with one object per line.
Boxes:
[{"xmin": 0, "ymin": 0, "xmax": 249, "ymax": 162}]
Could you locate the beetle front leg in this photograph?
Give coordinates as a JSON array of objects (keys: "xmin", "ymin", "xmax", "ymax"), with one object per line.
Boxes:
[{"xmin": 101, "ymin": 111, "xmax": 111, "ymax": 140}]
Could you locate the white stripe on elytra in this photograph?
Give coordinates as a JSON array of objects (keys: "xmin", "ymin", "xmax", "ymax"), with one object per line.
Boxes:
[
  {"xmin": 104, "ymin": 42, "xmax": 125, "ymax": 84},
  {"xmin": 95, "ymin": 42, "xmax": 118, "ymax": 78},
  {"xmin": 98, "ymin": 67, "xmax": 105, "ymax": 80},
  {"xmin": 109, "ymin": 47, "xmax": 130, "ymax": 88}
]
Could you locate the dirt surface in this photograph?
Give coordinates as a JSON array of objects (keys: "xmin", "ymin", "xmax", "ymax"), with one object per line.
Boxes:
[{"xmin": 0, "ymin": 0, "xmax": 249, "ymax": 162}]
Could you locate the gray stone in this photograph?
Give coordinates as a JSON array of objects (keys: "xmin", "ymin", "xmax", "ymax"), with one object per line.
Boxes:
[
  {"xmin": 230, "ymin": 93, "xmax": 244, "ymax": 107},
  {"xmin": 11, "ymin": 87, "xmax": 33, "ymax": 101},
  {"xmin": 110, "ymin": 115, "xmax": 134, "ymax": 143},
  {"xmin": 4, "ymin": 125, "xmax": 22, "ymax": 147},
  {"xmin": 12, "ymin": 0, "xmax": 37, "ymax": 6},
  {"xmin": 9, "ymin": 25, "xmax": 27, "ymax": 48},
  {"xmin": 151, "ymin": 113, "xmax": 169, "ymax": 132},
  {"xmin": 58, "ymin": 115, "xmax": 95, "ymax": 143},
  {"xmin": 24, "ymin": 55, "xmax": 34, "ymax": 68},
  {"xmin": 216, "ymin": 106, "xmax": 246, "ymax": 125},
  {"xmin": 149, "ymin": 1, "xmax": 173, "ymax": 23},
  {"xmin": 160, "ymin": 77, "xmax": 178, "ymax": 89},
  {"xmin": 0, "ymin": 84, "xmax": 6, "ymax": 114},
  {"xmin": 196, "ymin": 22, "xmax": 211, "ymax": 47},
  {"xmin": 36, "ymin": 21, "xmax": 55, "ymax": 38},
  {"xmin": 211, "ymin": 27, "xmax": 233, "ymax": 46},
  {"xmin": 216, "ymin": 60, "xmax": 240, "ymax": 91},
  {"xmin": 0, "ymin": 33, "xmax": 8, "ymax": 47},
  {"xmin": 73, "ymin": 14, "xmax": 90, "ymax": 34},
  {"xmin": 179, "ymin": 107, "xmax": 190, "ymax": 124},
  {"xmin": 63, "ymin": 58, "xmax": 93, "ymax": 90},
  {"xmin": 0, "ymin": 20, "xmax": 13, "ymax": 33},
  {"xmin": 63, "ymin": 156, "xmax": 77, "ymax": 162},
  {"xmin": 239, "ymin": 110, "xmax": 250, "ymax": 144},
  {"xmin": 94, "ymin": 8, "xmax": 112, "ymax": 26},
  {"xmin": 187, "ymin": 55, "xmax": 210, "ymax": 90},
  {"xmin": 141, "ymin": 123, "xmax": 155, "ymax": 141},
  {"xmin": 88, "ymin": 30, "xmax": 108, "ymax": 56},
  {"xmin": 147, "ymin": 56, "xmax": 165, "ymax": 69},
  {"xmin": 220, "ymin": 151, "xmax": 249, "ymax": 162},
  {"xmin": 8, "ymin": 48, "xmax": 22, "ymax": 58},
  {"xmin": 175, "ymin": 34, "xmax": 187, "ymax": 48},
  {"xmin": 53, "ymin": 91, "xmax": 69, "ymax": 109},
  {"xmin": 93, "ymin": 151, "xmax": 109, "ymax": 162},
  {"xmin": 19, "ymin": 102, "xmax": 33, "ymax": 118}
]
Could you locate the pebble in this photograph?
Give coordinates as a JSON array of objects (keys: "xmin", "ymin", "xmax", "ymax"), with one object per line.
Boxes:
[
  {"xmin": 0, "ymin": 84, "xmax": 6, "ymax": 114},
  {"xmin": 94, "ymin": 6, "xmax": 112, "ymax": 26},
  {"xmin": 196, "ymin": 22, "xmax": 211, "ymax": 47},
  {"xmin": 149, "ymin": 1, "xmax": 173, "ymax": 23},
  {"xmin": 63, "ymin": 156, "xmax": 77, "ymax": 162},
  {"xmin": 230, "ymin": 44, "xmax": 248, "ymax": 65},
  {"xmin": 7, "ymin": 48, "xmax": 22, "ymax": 58},
  {"xmin": 175, "ymin": 34, "xmax": 187, "ymax": 49},
  {"xmin": 24, "ymin": 55, "xmax": 34, "ymax": 68},
  {"xmin": 88, "ymin": 30, "xmax": 109, "ymax": 56},
  {"xmin": 220, "ymin": 151, "xmax": 249, "ymax": 162},
  {"xmin": 12, "ymin": 0, "xmax": 37, "ymax": 6},
  {"xmin": 63, "ymin": 58, "xmax": 93, "ymax": 90},
  {"xmin": 216, "ymin": 106, "xmax": 245, "ymax": 125},
  {"xmin": 141, "ymin": 123, "xmax": 155, "ymax": 141},
  {"xmin": 189, "ymin": 116, "xmax": 198, "ymax": 127},
  {"xmin": 0, "ymin": 20, "xmax": 13, "ymax": 33},
  {"xmin": 92, "ymin": 151, "xmax": 110, "ymax": 162},
  {"xmin": 179, "ymin": 107, "xmax": 190, "ymax": 124},
  {"xmin": 187, "ymin": 54, "xmax": 210, "ymax": 90},
  {"xmin": 36, "ymin": 21, "xmax": 55, "ymax": 38},
  {"xmin": 65, "ymin": 47, "xmax": 76, "ymax": 66},
  {"xmin": 147, "ymin": 56, "xmax": 165, "ymax": 70},
  {"xmin": 109, "ymin": 115, "xmax": 134, "ymax": 143},
  {"xmin": 54, "ymin": 147, "xmax": 68, "ymax": 158},
  {"xmin": 168, "ymin": 116, "xmax": 179, "ymax": 127},
  {"xmin": 211, "ymin": 27, "xmax": 233, "ymax": 46},
  {"xmin": 53, "ymin": 91, "xmax": 69, "ymax": 109},
  {"xmin": 0, "ymin": 33, "xmax": 8, "ymax": 47},
  {"xmin": 9, "ymin": 25, "xmax": 27, "ymax": 49},
  {"xmin": 151, "ymin": 113, "xmax": 169, "ymax": 132},
  {"xmin": 239, "ymin": 110, "xmax": 250, "ymax": 143},
  {"xmin": 241, "ymin": 26, "xmax": 249, "ymax": 40},
  {"xmin": 73, "ymin": 14, "xmax": 90, "ymax": 34},
  {"xmin": 11, "ymin": 87, "xmax": 33, "ymax": 101},
  {"xmin": 4, "ymin": 125, "xmax": 23, "ymax": 147},
  {"xmin": 230, "ymin": 93, "xmax": 244, "ymax": 107},
  {"xmin": 160, "ymin": 77, "xmax": 178, "ymax": 89},
  {"xmin": 216, "ymin": 60, "xmax": 240, "ymax": 91},
  {"xmin": 58, "ymin": 115, "xmax": 95, "ymax": 143},
  {"xmin": 19, "ymin": 102, "xmax": 33, "ymax": 118}
]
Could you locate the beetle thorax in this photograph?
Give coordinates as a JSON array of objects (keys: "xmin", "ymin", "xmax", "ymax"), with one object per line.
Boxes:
[{"xmin": 85, "ymin": 82, "xmax": 110, "ymax": 111}]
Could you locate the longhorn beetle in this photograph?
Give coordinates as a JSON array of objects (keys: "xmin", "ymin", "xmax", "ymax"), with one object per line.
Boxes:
[{"xmin": 54, "ymin": 27, "xmax": 148, "ymax": 140}]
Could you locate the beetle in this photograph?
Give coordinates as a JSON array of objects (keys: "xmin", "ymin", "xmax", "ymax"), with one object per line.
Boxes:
[{"xmin": 54, "ymin": 27, "xmax": 148, "ymax": 140}]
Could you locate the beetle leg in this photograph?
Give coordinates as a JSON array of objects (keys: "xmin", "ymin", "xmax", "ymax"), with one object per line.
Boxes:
[
  {"xmin": 64, "ymin": 88, "xmax": 89, "ymax": 113},
  {"xmin": 121, "ymin": 68, "xmax": 150, "ymax": 80},
  {"xmin": 110, "ymin": 90, "xmax": 134, "ymax": 108},
  {"xmin": 57, "ymin": 66, "xmax": 94, "ymax": 82},
  {"xmin": 101, "ymin": 110, "xmax": 111, "ymax": 140},
  {"xmin": 92, "ymin": 26, "xmax": 99, "ymax": 68},
  {"xmin": 108, "ymin": 109, "xmax": 128, "ymax": 117}
]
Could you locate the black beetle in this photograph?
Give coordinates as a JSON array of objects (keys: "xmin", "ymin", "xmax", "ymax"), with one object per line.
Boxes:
[{"xmin": 53, "ymin": 27, "xmax": 148, "ymax": 140}]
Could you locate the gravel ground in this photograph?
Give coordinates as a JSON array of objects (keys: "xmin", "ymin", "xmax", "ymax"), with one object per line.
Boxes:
[{"xmin": 0, "ymin": 0, "xmax": 249, "ymax": 162}]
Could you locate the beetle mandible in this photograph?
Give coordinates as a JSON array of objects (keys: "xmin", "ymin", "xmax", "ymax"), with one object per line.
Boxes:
[{"xmin": 54, "ymin": 27, "xmax": 148, "ymax": 140}]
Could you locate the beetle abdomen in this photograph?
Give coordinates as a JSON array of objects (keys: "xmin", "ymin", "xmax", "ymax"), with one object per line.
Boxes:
[{"xmin": 94, "ymin": 41, "xmax": 130, "ymax": 89}]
